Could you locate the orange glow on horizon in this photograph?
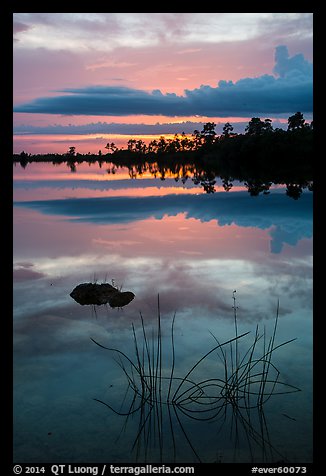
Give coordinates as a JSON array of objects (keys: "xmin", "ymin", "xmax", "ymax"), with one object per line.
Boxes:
[
  {"xmin": 14, "ymin": 132, "xmax": 194, "ymax": 154},
  {"xmin": 13, "ymin": 114, "xmax": 290, "ymax": 155}
]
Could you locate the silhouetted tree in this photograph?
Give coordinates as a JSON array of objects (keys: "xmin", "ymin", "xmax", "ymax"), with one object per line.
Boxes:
[
  {"xmin": 245, "ymin": 118, "xmax": 273, "ymax": 135},
  {"xmin": 287, "ymin": 112, "xmax": 305, "ymax": 131},
  {"xmin": 156, "ymin": 136, "xmax": 168, "ymax": 153},
  {"xmin": 171, "ymin": 134, "xmax": 181, "ymax": 152},
  {"xmin": 180, "ymin": 132, "xmax": 194, "ymax": 150},
  {"xmin": 67, "ymin": 146, "xmax": 76, "ymax": 156},
  {"xmin": 201, "ymin": 122, "xmax": 216, "ymax": 145},
  {"xmin": 245, "ymin": 118, "xmax": 264, "ymax": 135},
  {"xmin": 127, "ymin": 139, "xmax": 137, "ymax": 151},
  {"xmin": 126, "ymin": 139, "xmax": 147, "ymax": 153},
  {"xmin": 222, "ymin": 122, "xmax": 234, "ymax": 138},
  {"xmin": 105, "ymin": 142, "xmax": 118, "ymax": 153},
  {"xmin": 192, "ymin": 129, "xmax": 202, "ymax": 149},
  {"xmin": 148, "ymin": 139, "xmax": 158, "ymax": 153},
  {"xmin": 135, "ymin": 139, "xmax": 147, "ymax": 153},
  {"xmin": 19, "ymin": 151, "xmax": 29, "ymax": 168},
  {"xmin": 263, "ymin": 118, "xmax": 273, "ymax": 133}
]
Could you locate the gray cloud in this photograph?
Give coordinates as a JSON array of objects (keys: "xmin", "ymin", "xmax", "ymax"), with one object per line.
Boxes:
[
  {"xmin": 13, "ymin": 120, "xmax": 290, "ymax": 136},
  {"xmin": 13, "ymin": 13, "xmax": 313, "ymax": 50},
  {"xmin": 13, "ymin": 46, "xmax": 312, "ymax": 117}
]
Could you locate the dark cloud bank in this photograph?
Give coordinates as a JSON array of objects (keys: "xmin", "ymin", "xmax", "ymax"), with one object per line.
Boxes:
[{"xmin": 14, "ymin": 46, "xmax": 312, "ymax": 117}]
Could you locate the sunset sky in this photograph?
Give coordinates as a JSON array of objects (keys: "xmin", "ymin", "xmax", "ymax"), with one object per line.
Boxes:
[{"xmin": 13, "ymin": 13, "xmax": 313, "ymax": 154}]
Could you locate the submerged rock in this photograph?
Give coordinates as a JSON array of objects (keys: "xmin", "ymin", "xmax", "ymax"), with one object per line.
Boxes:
[{"xmin": 70, "ymin": 282, "xmax": 135, "ymax": 308}]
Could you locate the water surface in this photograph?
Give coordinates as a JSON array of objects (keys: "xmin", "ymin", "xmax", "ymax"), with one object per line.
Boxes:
[{"xmin": 13, "ymin": 162, "xmax": 313, "ymax": 463}]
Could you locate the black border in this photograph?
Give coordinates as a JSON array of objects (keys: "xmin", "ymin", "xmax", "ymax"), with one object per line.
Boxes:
[{"xmin": 7, "ymin": 6, "xmax": 320, "ymax": 474}]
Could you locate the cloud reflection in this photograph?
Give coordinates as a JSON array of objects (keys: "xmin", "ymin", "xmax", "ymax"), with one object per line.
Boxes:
[
  {"xmin": 14, "ymin": 191, "xmax": 312, "ymax": 254},
  {"xmin": 13, "ymin": 245, "xmax": 312, "ymax": 340},
  {"xmin": 13, "ymin": 262, "xmax": 47, "ymax": 281}
]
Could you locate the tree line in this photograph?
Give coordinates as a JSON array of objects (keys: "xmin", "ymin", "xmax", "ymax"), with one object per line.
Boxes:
[
  {"xmin": 99, "ymin": 111, "xmax": 312, "ymax": 156},
  {"xmin": 15, "ymin": 112, "xmax": 312, "ymax": 162},
  {"xmin": 14, "ymin": 112, "xmax": 312, "ymax": 198}
]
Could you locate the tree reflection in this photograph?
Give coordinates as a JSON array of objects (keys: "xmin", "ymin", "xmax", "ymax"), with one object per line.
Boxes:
[
  {"xmin": 14, "ymin": 155, "xmax": 312, "ymax": 199},
  {"xmin": 103, "ymin": 160, "xmax": 310, "ymax": 198},
  {"xmin": 286, "ymin": 183, "xmax": 304, "ymax": 200},
  {"xmin": 221, "ymin": 177, "xmax": 234, "ymax": 192},
  {"xmin": 244, "ymin": 180, "xmax": 272, "ymax": 196},
  {"xmin": 13, "ymin": 114, "xmax": 312, "ymax": 198},
  {"xmin": 67, "ymin": 161, "xmax": 77, "ymax": 173},
  {"xmin": 192, "ymin": 170, "xmax": 217, "ymax": 194}
]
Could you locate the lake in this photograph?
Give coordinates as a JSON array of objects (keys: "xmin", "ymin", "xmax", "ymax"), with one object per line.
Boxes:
[{"xmin": 13, "ymin": 161, "xmax": 313, "ymax": 464}]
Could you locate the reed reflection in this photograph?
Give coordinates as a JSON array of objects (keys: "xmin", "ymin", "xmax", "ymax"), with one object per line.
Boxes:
[{"xmin": 90, "ymin": 293, "xmax": 300, "ymax": 463}]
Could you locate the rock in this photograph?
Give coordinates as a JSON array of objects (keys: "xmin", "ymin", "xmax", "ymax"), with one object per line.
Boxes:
[
  {"xmin": 70, "ymin": 283, "xmax": 116, "ymax": 305},
  {"xmin": 70, "ymin": 282, "xmax": 135, "ymax": 308},
  {"xmin": 107, "ymin": 291, "xmax": 135, "ymax": 308}
]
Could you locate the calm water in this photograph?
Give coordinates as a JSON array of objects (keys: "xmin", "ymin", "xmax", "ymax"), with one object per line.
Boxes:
[{"xmin": 13, "ymin": 162, "xmax": 313, "ymax": 463}]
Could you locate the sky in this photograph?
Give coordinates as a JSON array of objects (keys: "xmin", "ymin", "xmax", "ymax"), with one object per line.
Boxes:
[{"xmin": 13, "ymin": 13, "xmax": 313, "ymax": 154}]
